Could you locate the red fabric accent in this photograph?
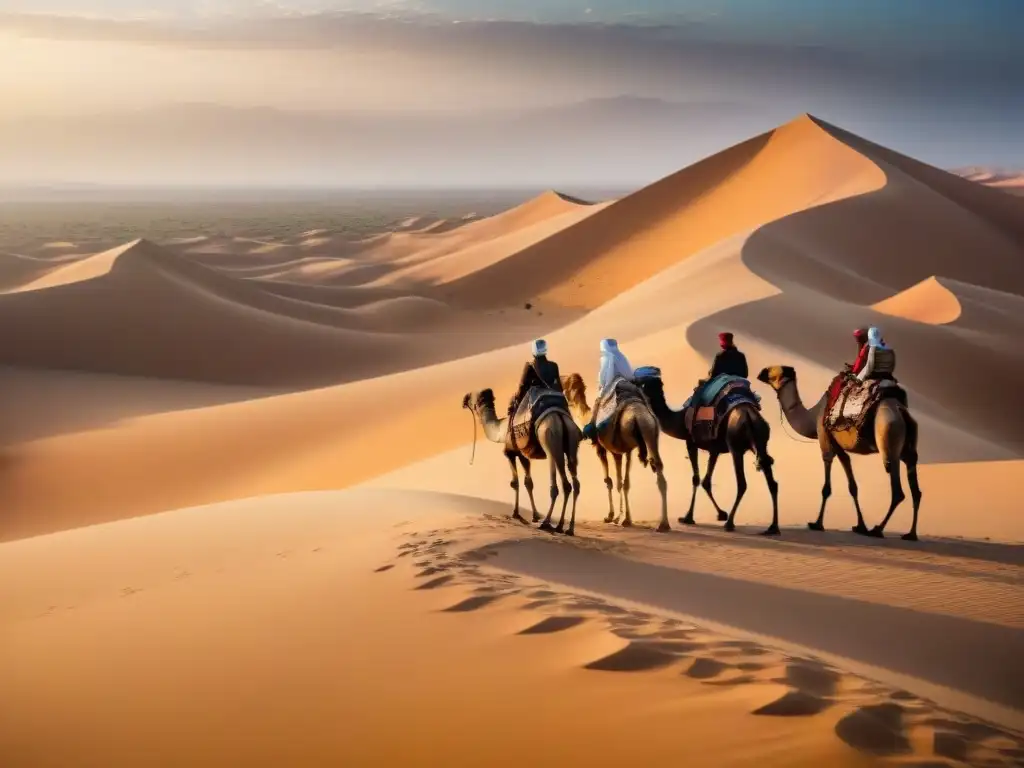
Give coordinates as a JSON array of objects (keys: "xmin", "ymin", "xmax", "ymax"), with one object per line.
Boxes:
[
  {"xmin": 826, "ymin": 374, "xmax": 845, "ymax": 412},
  {"xmin": 851, "ymin": 344, "xmax": 869, "ymax": 375}
]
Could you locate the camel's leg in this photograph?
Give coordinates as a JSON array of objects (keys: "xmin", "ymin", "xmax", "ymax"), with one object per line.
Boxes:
[
  {"xmin": 518, "ymin": 455, "xmax": 541, "ymax": 524},
  {"xmin": 722, "ymin": 448, "xmax": 747, "ymax": 533},
  {"xmin": 620, "ymin": 451, "xmax": 634, "ymax": 527},
  {"xmin": 808, "ymin": 452, "xmax": 833, "ymax": 532},
  {"xmin": 871, "ymin": 459, "xmax": 906, "ymax": 538},
  {"xmin": 597, "ymin": 446, "xmax": 615, "ymax": 523},
  {"xmin": 871, "ymin": 406, "xmax": 907, "ymax": 538},
  {"xmin": 561, "ymin": 445, "xmax": 581, "ymax": 537},
  {"xmin": 902, "ymin": 461, "xmax": 922, "ymax": 542},
  {"xmin": 654, "ymin": 461, "xmax": 669, "ymax": 534},
  {"xmin": 553, "ymin": 436, "xmax": 573, "ymax": 534},
  {"xmin": 900, "ymin": 419, "xmax": 922, "ymax": 541},
  {"xmin": 539, "ymin": 448, "xmax": 559, "ymax": 532},
  {"xmin": 834, "ymin": 449, "xmax": 867, "ymax": 534},
  {"xmin": 680, "ymin": 441, "xmax": 700, "ymax": 525},
  {"xmin": 506, "ymin": 453, "xmax": 527, "ymax": 524},
  {"xmin": 612, "ymin": 453, "xmax": 625, "ymax": 525},
  {"xmin": 759, "ymin": 450, "xmax": 781, "ymax": 536},
  {"xmin": 701, "ymin": 451, "xmax": 728, "ymax": 522}
]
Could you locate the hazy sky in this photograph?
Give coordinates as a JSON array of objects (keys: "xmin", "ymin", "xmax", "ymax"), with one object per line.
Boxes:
[{"xmin": 1, "ymin": 1, "xmax": 1021, "ymax": 184}]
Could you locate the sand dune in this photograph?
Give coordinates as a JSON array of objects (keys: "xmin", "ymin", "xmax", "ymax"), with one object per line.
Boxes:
[
  {"xmin": 2, "ymin": 114, "xmax": 1023, "ymax": 767},
  {"xmin": 871, "ymin": 276, "xmax": 961, "ymax": 325},
  {"xmin": 0, "ymin": 238, "xmax": 557, "ymax": 385},
  {"xmin": 956, "ymin": 166, "xmax": 1024, "ymax": 196}
]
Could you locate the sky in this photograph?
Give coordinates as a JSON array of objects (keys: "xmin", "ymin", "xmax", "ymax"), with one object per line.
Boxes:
[{"xmin": 0, "ymin": 0, "xmax": 1021, "ymax": 186}]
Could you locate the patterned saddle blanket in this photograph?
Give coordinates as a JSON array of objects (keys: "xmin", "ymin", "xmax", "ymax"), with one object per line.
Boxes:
[
  {"xmin": 507, "ymin": 386, "xmax": 571, "ymax": 460},
  {"xmin": 684, "ymin": 378, "xmax": 761, "ymax": 444},
  {"xmin": 593, "ymin": 378, "xmax": 649, "ymax": 440},
  {"xmin": 825, "ymin": 376, "xmax": 907, "ymax": 435}
]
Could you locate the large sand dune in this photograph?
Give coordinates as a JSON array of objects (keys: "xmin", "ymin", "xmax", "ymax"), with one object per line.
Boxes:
[{"xmin": 1, "ymin": 114, "xmax": 1023, "ymax": 767}]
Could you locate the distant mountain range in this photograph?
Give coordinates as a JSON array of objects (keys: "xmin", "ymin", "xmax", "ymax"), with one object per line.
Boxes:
[{"xmin": 0, "ymin": 97, "xmax": 794, "ymax": 188}]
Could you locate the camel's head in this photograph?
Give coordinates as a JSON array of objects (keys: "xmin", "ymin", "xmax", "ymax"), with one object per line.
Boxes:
[
  {"xmin": 462, "ymin": 389, "xmax": 495, "ymax": 413},
  {"xmin": 560, "ymin": 373, "xmax": 589, "ymax": 416},
  {"xmin": 756, "ymin": 365, "xmax": 796, "ymax": 392},
  {"xmin": 633, "ymin": 373, "xmax": 664, "ymax": 403}
]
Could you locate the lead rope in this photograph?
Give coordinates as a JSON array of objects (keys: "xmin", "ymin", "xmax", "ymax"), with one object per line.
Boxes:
[
  {"xmin": 776, "ymin": 400, "xmax": 818, "ymax": 444},
  {"xmin": 467, "ymin": 407, "xmax": 478, "ymax": 465}
]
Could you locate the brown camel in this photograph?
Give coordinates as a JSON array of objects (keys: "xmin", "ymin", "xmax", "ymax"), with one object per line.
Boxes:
[
  {"xmin": 462, "ymin": 388, "xmax": 582, "ymax": 536},
  {"xmin": 560, "ymin": 373, "xmax": 669, "ymax": 532},
  {"xmin": 756, "ymin": 366, "xmax": 921, "ymax": 540},
  {"xmin": 633, "ymin": 373, "xmax": 780, "ymax": 536}
]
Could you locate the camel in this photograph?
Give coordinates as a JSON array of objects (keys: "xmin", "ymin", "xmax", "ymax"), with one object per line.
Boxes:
[
  {"xmin": 756, "ymin": 366, "xmax": 921, "ymax": 541},
  {"xmin": 461, "ymin": 388, "xmax": 582, "ymax": 536},
  {"xmin": 560, "ymin": 373, "xmax": 669, "ymax": 532},
  {"xmin": 633, "ymin": 373, "xmax": 780, "ymax": 536}
]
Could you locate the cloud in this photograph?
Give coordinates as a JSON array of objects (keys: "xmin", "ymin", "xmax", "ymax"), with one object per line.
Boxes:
[{"xmin": 3, "ymin": 10, "xmax": 1018, "ymax": 101}]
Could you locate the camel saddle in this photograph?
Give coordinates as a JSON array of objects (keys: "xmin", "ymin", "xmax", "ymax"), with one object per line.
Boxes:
[
  {"xmin": 826, "ymin": 377, "xmax": 907, "ymax": 437},
  {"xmin": 684, "ymin": 377, "xmax": 760, "ymax": 444},
  {"xmin": 506, "ymin": 386, "xmax": 570, "ymax": 460},
  {"xmin": 592, "ymin": 378, "xmax": 650, "ymax": 443}
]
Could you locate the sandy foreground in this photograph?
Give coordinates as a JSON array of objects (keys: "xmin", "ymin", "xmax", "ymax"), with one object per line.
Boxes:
[{"xmin": 1, "ymin": 115, "xmax": 1023, "ymax": 766}]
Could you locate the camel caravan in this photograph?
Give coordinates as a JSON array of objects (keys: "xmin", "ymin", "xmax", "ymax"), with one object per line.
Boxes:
[{"xmin": 463, "ymin": 327, "xmax": 922, "ymax": 540}]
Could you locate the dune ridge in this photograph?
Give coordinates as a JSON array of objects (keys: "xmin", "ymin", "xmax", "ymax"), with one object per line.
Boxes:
[{"xmin": 1, "ymin": 114, "xmax": 1023, "ymax": 767}]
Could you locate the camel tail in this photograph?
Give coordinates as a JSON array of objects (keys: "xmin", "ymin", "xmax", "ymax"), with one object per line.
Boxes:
[
  {"xmin": 750, "ymin": 412, "xmax": 773, "ymax": 473},
  {"xmin": 632, "ymin": 420, "xmax": 649, "ymax": 468}
]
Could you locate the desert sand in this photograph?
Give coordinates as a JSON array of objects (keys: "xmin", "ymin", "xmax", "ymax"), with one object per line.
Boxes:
[{"xmin": 1, "ymin": 115, "xmax": 1023, "ymax": 767}]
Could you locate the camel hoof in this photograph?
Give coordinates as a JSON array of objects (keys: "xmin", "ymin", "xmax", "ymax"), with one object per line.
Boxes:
[
  {"xmin": 762, "ymin": 525, "xmax": 781, "ymax": 537},
  {"xmin": 603, "ymin": 515, "xmax": 616, "ymax": 524},
  {"xmin": 656, "ymin": 522, "xmax": 671, "ymax": 533},
  {"xmin": 620, "ymin": 519, "xmax": 633, "ymax": 528},
  {"xmin": 852, "ymin": 524, "xmax": 870, "ymax": 536},
  {"xmin": 867, "ymin": 526, "xmax": 885, "ymax": 539},
  {"xmin": 723, "ymin": 521, "xmax": 736, "ymax": 532},
  {"xmin": 717, "ymin": 511, "xmax": 729, "ymax": 522},
  {"xmin": 807, "ymin": 521, "xmax": 825, "ymax": 532},
  {"xmin": 532, "ymin": 514, "xmax": 542, "ymax": 524},
  {"xmin": 679, "ymin": 516, "xmax": 696, "ymax": 526},
  {"xmin": 539, "ymin": 521, "xmax": 555, "ymax": 533},
  {"xmin": 512, "ymin": 512, "xmax": 527, "ymax": 524},
  {"xmin": 565, "ymin": 528, "xmax": 575, "ymax": 537},
  {"xmin": 901, "ymin": 531, "xmax": 919, "ymax": 542},
  {"xmin": 554, "ymin": 525, "xmax": 565, "ymax": 534}
]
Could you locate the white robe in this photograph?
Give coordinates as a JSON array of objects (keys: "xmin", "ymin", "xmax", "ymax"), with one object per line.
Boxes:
[{"xmin": 596, "ymin": 340, "xmax": 633, "ymax": 400}]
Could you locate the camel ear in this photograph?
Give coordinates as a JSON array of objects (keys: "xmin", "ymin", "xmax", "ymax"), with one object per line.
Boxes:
[{"xmin": 781, "ymin": 366, "xmax": 796, "ymax": 381}]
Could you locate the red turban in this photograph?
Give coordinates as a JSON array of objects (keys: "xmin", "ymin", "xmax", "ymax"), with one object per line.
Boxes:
[{"xmin": 718, "ymin": 332, "xmax": 733, "ymax": 349}]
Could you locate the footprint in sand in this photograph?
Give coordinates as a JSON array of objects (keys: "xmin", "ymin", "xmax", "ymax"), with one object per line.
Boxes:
[
  {"xmin": 753, "ymin": 690, "xmax": 832, "ymax": 717},
  {"xmin": 834, "ymin": 703, "xmax": 911, "ymax": 756},
  {"xmin": 518, "ymin": 616, "xmax": 588, "ymax": 635},
  {"xmin": 374, "ymin": 564, "xmax": 395, "ymax": 573},
  {"xmin": 585, "ymin": 642, "xmax": 681, "ymax": 672},
  {"xmin": 416, "ymin": 575, "xmax": 456, "ymax": 590},
  {"xmin": 442, "ymin": 594, "xmax": 506, "ymax": 612},
  {"xmin": 779, "ymin": 659, "xmax": 841, "ymax": 698},
  {"xmin": 684, "ymin": 657, "xmax": 728, "ymax": 680}
]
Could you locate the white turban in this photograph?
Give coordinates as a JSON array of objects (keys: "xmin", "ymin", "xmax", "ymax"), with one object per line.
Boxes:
[{"xmin": 532, "ymin": 339, "xmax": 548, "ymax": 357}]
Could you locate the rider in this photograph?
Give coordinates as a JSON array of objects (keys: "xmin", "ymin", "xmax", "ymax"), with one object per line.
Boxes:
[
  {"xmin": 582, "ymin": 338, "xmax": 633, "ymax": 442},
  {"xmin": 856, "ymin": 326, "xmax": 896, "ymax": 383},
  {"xmin": 690, "ymin": 332, "xmax": 748, "ymax": 411},
  {"xmin": 848, "ymin": 328, "xmax": 870, "ymax": 376},
  {"xmin": 507, "ymin": 339, "xmax": 563, "ymax": 422},
  {"xmin": 709, "ymin": 332, "xmax": 749, "ymax": 380}
]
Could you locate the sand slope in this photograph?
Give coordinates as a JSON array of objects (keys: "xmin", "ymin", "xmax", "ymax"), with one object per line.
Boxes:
[{"xmin": 1, "ymin": 114, "xmax": 1023, "ymax": 766}]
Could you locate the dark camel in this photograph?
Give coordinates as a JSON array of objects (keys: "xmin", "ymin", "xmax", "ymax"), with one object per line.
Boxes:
[
  {"xmin": 462, "ymin": 389, "xmax": 582, "ymax": 536},
  {"xmin": 634, "ymin": 374, "xmax": 780, "ymax": 536},
  {"xmin": 757, "ymin": 366, "xmax": 921, "ymax": 540}
]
